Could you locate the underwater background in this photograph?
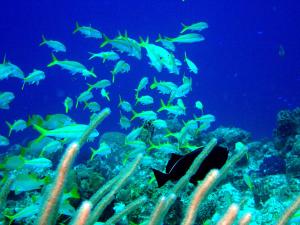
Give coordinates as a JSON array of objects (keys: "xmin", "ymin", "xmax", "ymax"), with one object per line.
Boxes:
[{"xmin": 0, "ymin": 0, "xmax": 300, "ymax": 225}]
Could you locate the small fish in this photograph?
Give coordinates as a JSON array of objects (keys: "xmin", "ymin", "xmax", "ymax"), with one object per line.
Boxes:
[
  {"xmin": 0, "ymin": 135, "xmax": 9, "ymax": 146},
  {"xmin": 4, "ymin": 204, "xmax": 39, "ymax": 225},
  {"xmin": 48, "ymin": 54, "xmax": 96, "ymax": 78},
  {"xmin": 180, "ymin": 22, "xmax": 208, "ymax": 33},
  {"xmin": 111, "ymin": 60, "xmax": 130, "ymax": 83},
  {"xmin": 101, "ymin": 32, "xmax": 142, "ymax": 59},
  {"xmin": 101, "ymin": 88, "xmax": 110, "ymax": 101},
  {"xmin": 156, "ymin": 34, "xmax": 176, "ymax": 51},
  {"xmin": 166, "ymin": 33, "xmax": 205, "ymax": 44},
  {"xmin": 177, "ymin": 98, "xmax": 186, "ymax": 111},
  {"xmin": 6, "ymin": 119, "xmax": 27, "ymax": 136},
  {"xmin": 157, "ymin": 99, "xmax": 185, "ymax": 117},
  {"xmin": 131, "ymin": 110, "xmax": 157, "ymax": 122},
  {"xmin": 119, "ymin": 112, "xmax": 131, "ymax": 130},
  {"xmin": 135, "ymin": 95, "xmax": 154, "ymax": 106},
  {"xmin": 73, "ymin": 22, "xmax": 102, "ymax": 39},
  {"xmin": 90, "ymin": 142, "xmax": 111, "ymax": 160},
  {"xmin": 64, "ymin": 97, "xmax": 73, "ymax": 113},
  {"xmin": 150, "ymin": 77, "xmax": 178, "ymax": 95},
  {"xmin": 118, "ymin": 95, "xmax": 132, "ymax": 112},
  {"xmin": 43, "ymin": 114, "xmax": 74, "ymax": 129},
  {"xmin": 148, "ymin": 141, "xmax": 179, "ymax": 154},
  {"xmin": 184, "ymin": 52, "xmax": 198, "ymax": 74},
  {"xmin": 22, "ymin": 69, "xmax": 46, "ymax": 90},
  {"xmin": 87, "ymin": 79, "xmax": 111, "ymax": 91},
  {"xmin": 40, "ymin": 140, "xmax": 62, "ymax": 156},
  {"xmin": 23, "ymin": 157, "xmax": 53, "ymax": 169},
  {"xmin": 88, "ymin": 51, "xmax": 120, "ymax": 62},
  {"xmin": 0, "ymin": 91, "xmax": 15, "ymax": 110},
  {"xmin": 135, "ymin": 77, "xmax": 149, "ymax": 97},
  {"xmin": 193, "ymin": 114, "xmax": 215, "ymax": 123},
  {"xmin": 40, "ymin": 35, "xmax": 66, "ymax": 52},
  {"xmin": 84, "ymin": 101, "xmax": 101, "ymax": 113},
  {"xmin": 125, "ymin": 127, "xmax": 143, "ymax": 144},
  {"xmin": 32, "ymin": 123, "xmax": 99, "ymax": 141},
  {"xmin": 10, "ymin": 173, "xmax": 50, "ymax": 194},
  {"xmin": 76, "ymin": 90, "xmax": 93, "ymax": 108},
  {"xmin": 0, "ymin": 57, "xmax": 24, "ymax": 80},
  {"xmin": 152, "ymin": 145, "xmax": 228, "ymax": 187},
  {"xmin": 195, "ymin": 100, "xmax": 203, "ymax": 112},
  {"xmin": 152, "ymin": 119, "xmax": 168, "ymax": 129}
]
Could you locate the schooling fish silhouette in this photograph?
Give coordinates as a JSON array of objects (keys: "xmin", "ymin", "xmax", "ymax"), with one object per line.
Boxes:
[{"xmin": 152, "ymin": 145, "xmax": 228, "ymax": 187}]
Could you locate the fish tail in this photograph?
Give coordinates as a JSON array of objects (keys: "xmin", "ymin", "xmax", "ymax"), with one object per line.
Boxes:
[
  {"xmin": 180, "ymin": 23, "xmax": 188, "ymax": 33},
  {"xmin": 87, "ymin": 83, "xmax": 94, "ymax": 92},
  {"xmin": 75, "ymin": 98, "xmax": 79, "ymax": 108},
  {"xmin": 118, "ymin": 95, "xmax": 123, "ymax": 107},
  {"xmin": 155, "ymin": 33, "xmax": 163, "ymax": 43},
  {"xmin": 130, "ymin": 110, "xmax": 138, "ymax": 121},
  {"xmin": 5, "ymin": 121, "xmax": 12, "ymax": 136},
  {"xmin": 32, "ymin": 124, "xmax": 48, "ymax": 136},
  {"xmin": 90, "ymin": 147, "xmax": 96, "ymax": 160},
  {"xmin": 152, "ymin": 168, "xmax": 169, "ymax": 187},
  {"xmin": 88, "ymin": 52, "xmax": 95, "ymax": 60},
  {"xmin": 150, "ymin": 76, "xmax": 157, "ymax": 89},
  {"xmin": 100, "ymin": 34, "xmax": 110, "ymax": 48},
  {"xmin": 32, "ymin": 124, "xmax": 48, "ymax": 143},
  {"xmin": 2, "ymin": 53, "xmax": 7, "ymax": 64},
  {"xmin": 147, "ymin": 140, "xmax": 156, "ymax": 152},
  {"xmin": 39, "ymin": 35, "xmax": 47, "ymax": 46},
  {"xmin": 73, "ymin": 21, "xmax": 80, "ymax": 34},
  {"xmin": 47, "ymin": 53, "xmax": 58, "ymax": 67},
  {"xmin": 70, "ymin": 186, "xmax": 80, "ymax": 199},
  {"xmin": 89, "ymin": 67, "xmax": 97, "ymax": 78},
  {"xmin": 111, "ymin": 70, "xmax": 116, "ymax": 83},
  {"xmin": 139, "ymin": 36, "xmax": 149, "ymax": 47},
  {"xmin": 21, "ymin": 80, "xmax": 26, "ymax": 90},
  {"xmin": 106, "ymin": 92, "xmax": 110, "ymax": 101},
  {"xmin": 4, "ymin": 214, "xmax": 14, "ymax": 225},
  {"xmin": 65, "ymin": 105, "xmax": 69, "ymax": 113},
  {"xmin": 157, "ymin": 99, "xmax": 166, "ymax": 112}
]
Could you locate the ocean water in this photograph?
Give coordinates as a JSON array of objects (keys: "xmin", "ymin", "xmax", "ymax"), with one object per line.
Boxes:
[
  {"xmin": 0, "ymin": 1, "xmax": 300, "ymax": 224},
  {"xmin": 0, "ymin": 0, "xmax": 299, "ymax": 142}
]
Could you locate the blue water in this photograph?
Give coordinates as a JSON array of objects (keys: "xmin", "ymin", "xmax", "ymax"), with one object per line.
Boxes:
[{"xmin": 0, "ymin": 0, "xmax": 299, "ymax": 146}]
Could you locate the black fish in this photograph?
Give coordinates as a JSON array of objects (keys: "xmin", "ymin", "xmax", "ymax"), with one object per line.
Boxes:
[{"xmin": 152, "ymin": 145, "xmax": 229, "ymax": 187}]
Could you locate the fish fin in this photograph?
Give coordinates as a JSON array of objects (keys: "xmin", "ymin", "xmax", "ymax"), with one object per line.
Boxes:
[
  {"xmin": 150, "ymin": 76, "xmax": 157, "ymax": 89},
  {"xmin": 39, "ymin": 35, "xmax": 47, "ymax": 46},
  {"xmin": 73, "ymin": 21, "xmax": 80, "ymax": 34},
  {"xmin": 152, "ymin": 168, "xmax": 169, "ymax": 188},
  {"xmin": 47, "ymin": 53, "xmax": 58, "ymax": 67},
  {"xmin": 166, "ymin": 153, "xmax": 182, "ymax": 173},
  {"xmin": 5, "ymin": 121, "xmax": 13, "ymax": 136},
  {"xmin": 100, "ymin": 34, "xmax": 110, "ymax": 48}
]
